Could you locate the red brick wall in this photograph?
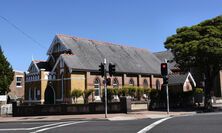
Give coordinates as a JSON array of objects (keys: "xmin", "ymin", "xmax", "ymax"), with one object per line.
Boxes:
[{"xmin": 9, "ymin": 71, "xmax": 25, "ymax": 98}]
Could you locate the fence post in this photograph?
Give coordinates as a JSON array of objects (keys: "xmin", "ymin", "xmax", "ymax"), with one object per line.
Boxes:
[{"xmin": 12, "ymin": 102, "xmax": 17, "ymax": 117}]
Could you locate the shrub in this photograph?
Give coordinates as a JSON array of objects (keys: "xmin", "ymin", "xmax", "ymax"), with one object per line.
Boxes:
[
  {"xmin": 149, "ymin": 88, "xmax": 170, "ymax": 110},
  {"xmin": 149, "ymin": 89, "xmax": 159, "ymax": 100},
  {"xmin": 71, "ymin": 89, "xmax": 83, "ymax": 103},
  {"xmin": 144, "ymin": 88, "xmax": 151, "ymax": 95},
  {"xmin": 194, "ymin": 88, "xmax": 204, "ymax": 105},
  {"xmin": 128, "ymin": 86, "xmax": 137, "ymax": 98},
  {"xmin": 117, "ymin": 88, "xmax": 122, "ymax": 96},
  {"xmin": 144, "ymin": 88, "xmax": 151, "ymax": 98},
  {"xmin": 136, "ymin": 87, "xmax": 144, "ymax": 100},
  {"xmin": 107, "ymin": 88, "xmax": 114, "ymax": 100},
  {"xmin": 195, "ymin": 88, "xmax": 204, "ymax": 94},
  {"xmin": 113, "ymin": 88, "xmax": 119, "ymax": 95},
  {"xmin": 102, "ymin": 88, "xmax": 114, "ymax": 102},
  {"xmin": 121, "ymin": 87, "xmax": 129, "ymax": 96},
  {"xmin": 83, "ymin": 89, "xmax": 94, "ymax": 104}
]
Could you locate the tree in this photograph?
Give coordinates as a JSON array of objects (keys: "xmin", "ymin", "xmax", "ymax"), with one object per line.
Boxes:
[
  {"xmin": 0, "ymin": 46, "xmax": 14, "ymax": 95},
  {"xmin": 164, "ymin": 15, "xmax": 222, "ymax": 109},
  {"xmin": 71, "ymin": 89, "xmax": 83, "ymax": 103},
  {"xmin": 83, "ymin": 89, "xmax": 94, "ymax": 104}
]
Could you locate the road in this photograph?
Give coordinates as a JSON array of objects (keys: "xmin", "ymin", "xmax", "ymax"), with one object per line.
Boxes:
[
  {"xmin": 149, "ymin": 112, "xmax": 222, "ymax": 133},
  {"xmin": 0, "ymin": 112, "xmax": 222, "ymax": 133}
]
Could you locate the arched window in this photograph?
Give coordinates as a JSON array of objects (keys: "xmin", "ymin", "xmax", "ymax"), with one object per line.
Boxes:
[
  {"xmin": 143, "ymin": 79, "xmax": 148, "ymax": 88},
  {"xmin": 156, "ymin": 79, "xmax": 161, "ymax": 90},
  {"xmin": 94, "ymin": 78, "xmax": 101, "ymax": 96},
  {"xmin": 129, "ymin": 78, "xmax": 134, "ymax": 86},
  {"xmin": 113, "ymin": 78, "xmax": 119, "ymax": 88}
]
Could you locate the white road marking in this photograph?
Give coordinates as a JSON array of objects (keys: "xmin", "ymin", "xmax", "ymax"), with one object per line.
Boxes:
[
  {"xmin": 21, "ymin": 122, "xmax": 55, "ymax": 125},
  {"xmin": 0, "ymin": 128, "xmax": 28, "ymax": 131},
  {"xmin": 30, "ymin": 121, "xmax": 87, "ymax": 133},
  {"xmin": 29, "ymin": 121, "xmax": 71, "ymax": 130},
  {"xmin": 0, "ymin": 121, "xmax": 74, "ymax": 131},
  {"xmin": 137, "ymin": 117, "xmax": 172, "ymax": 133}
]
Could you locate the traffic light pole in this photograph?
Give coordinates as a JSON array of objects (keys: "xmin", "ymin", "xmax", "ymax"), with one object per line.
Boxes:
[
  {"xmin": 99, "ymin": 59, "xmax": 116, "ymax": 118},
  {"xmin": 161, "ymin": 61, "xmax": 170, "ymax": 115},
  {"xmin": 166, "ymin": 84, "xmax": 169, "ymax": 114},
  {"xmin": 104, "ymin": 58, "xmax": 108, "ymax": 118}
]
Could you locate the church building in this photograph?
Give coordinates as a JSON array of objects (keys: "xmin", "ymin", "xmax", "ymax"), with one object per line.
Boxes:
[{"xmin": 25, "ymin": 34, "xmax": 163, "ymax": 104}]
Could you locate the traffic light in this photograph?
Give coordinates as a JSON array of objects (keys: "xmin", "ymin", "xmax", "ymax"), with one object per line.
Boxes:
[
  {"xmin": 161, "ymin": 63, "xmax": 168, "ymax": 76},
  {"xmin": 99, "ymin": 63, "xmax": 105, "ymax": 77},
  {"xmin": 109, "ymin": 63, "xmax": 116, "ymax": 77},
  {"xmin": 163, "ymin": 75, "xmax": 169, "ymax": 84},
  {"xmin": 161, "ymin": 63, "xmax": 168, "ymax": 84}
]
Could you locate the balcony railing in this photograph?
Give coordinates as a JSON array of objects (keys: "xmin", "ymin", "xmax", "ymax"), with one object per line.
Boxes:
[{"xmin": 26, "ymin": 72, "xmax": 56, "ymax": 82}]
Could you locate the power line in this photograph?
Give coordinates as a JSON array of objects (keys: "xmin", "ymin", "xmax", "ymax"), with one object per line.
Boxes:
[{"xmin": 0, "ymin": 15, "xmax": 47, "ymax": 50}]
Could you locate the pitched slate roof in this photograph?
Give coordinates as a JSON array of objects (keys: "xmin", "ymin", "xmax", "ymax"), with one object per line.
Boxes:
[
  {"xmin": 154, "ymin": 50, "xmax": 179, "ymax": 70},
  {"xmin": 53, "ymin": 34, "xmax": 161, "ymax": 75},
  {"xmin": 168, "ymin": 73, "xmax": 189, "ymax": 85},
  {"xmin": 168, "ymin": 72, "xmax": 196, "ymax": 86}
]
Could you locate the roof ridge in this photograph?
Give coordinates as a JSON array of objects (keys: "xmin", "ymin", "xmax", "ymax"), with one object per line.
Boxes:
[
  {"xmin": 33, "ymin": 60, "xmax": 46, "ymax": 62},
  {"xmin": 56, "ymin": 34, "xmax": 148, "ymax": 52},
  {"xmin": 13, "ymin": 70, "xmax": 24, "ymax": 73},
  {"xmin": 153, "ymin": 50, "xmax": 171, "ymax": 54}
]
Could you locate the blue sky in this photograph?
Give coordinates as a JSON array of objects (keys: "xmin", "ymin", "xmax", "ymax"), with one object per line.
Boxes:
[{"xmin": 0, "ymin": 0, "xmax": 222, "ymax": 71}]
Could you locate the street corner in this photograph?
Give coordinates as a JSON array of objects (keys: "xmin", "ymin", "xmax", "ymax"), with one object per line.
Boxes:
[
  {"xmin": 168, "ymin": 111, "xmax": 197, "ymax": 118},
  {"xmin": 107, "ymin": 116, "xmax": 139, "ymax": 121}
]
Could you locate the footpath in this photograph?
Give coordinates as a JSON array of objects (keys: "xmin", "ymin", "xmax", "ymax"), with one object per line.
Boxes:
[
  {"xmin": 0, "ymin": 110, "xmax": 196, "ymax": 123},
  {"xmin": 2, "ymin": 101, "xmax": 222, "ymax": 123}
]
